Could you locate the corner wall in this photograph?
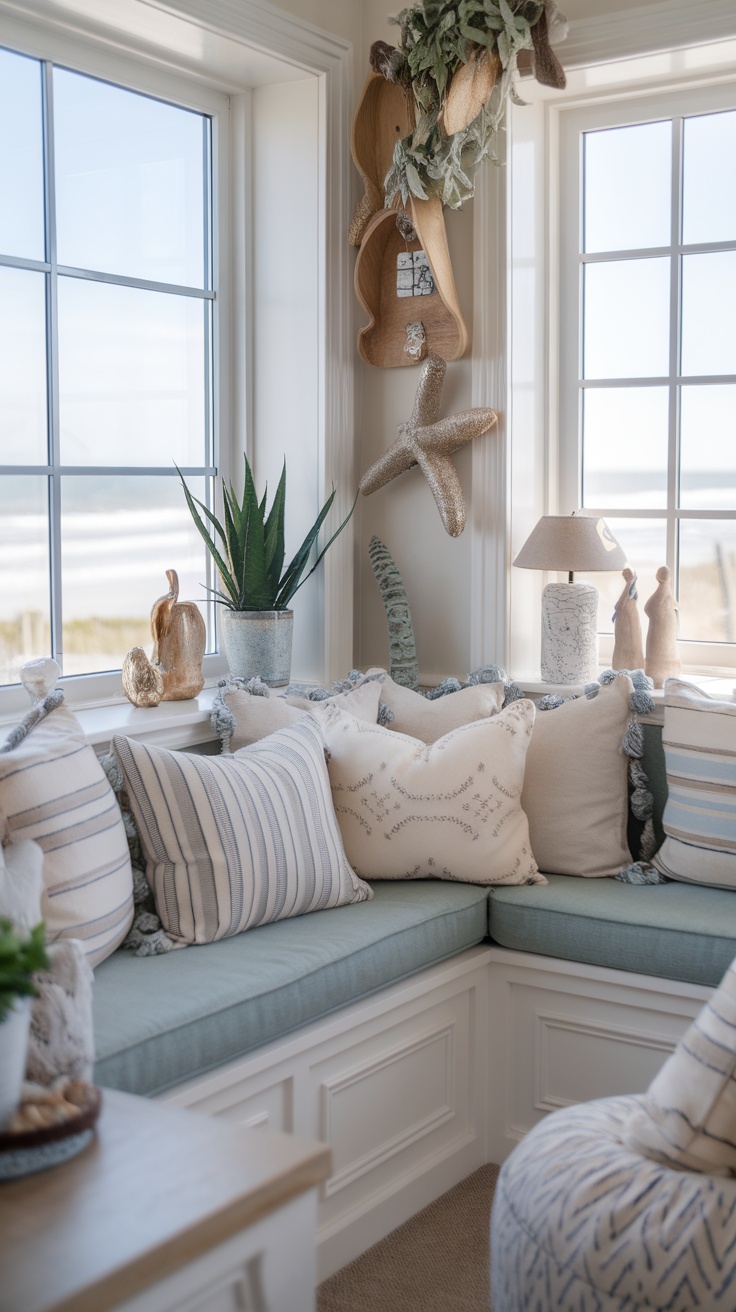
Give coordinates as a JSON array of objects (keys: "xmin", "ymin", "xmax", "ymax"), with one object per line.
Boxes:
[{"xmin": 273, "ymin": 0, "xmax": 681, "ymax": 685}]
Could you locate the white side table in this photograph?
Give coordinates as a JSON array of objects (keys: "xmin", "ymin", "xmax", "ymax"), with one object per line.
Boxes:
[{"xmin": 0, "ymin": 1088, "xmax": 331, "ymax": 1312}]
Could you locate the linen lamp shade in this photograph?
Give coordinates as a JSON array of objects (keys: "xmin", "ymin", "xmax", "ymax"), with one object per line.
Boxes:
[{"xmin": 514, "ymin": 514, "xmax": 627, "ymax": 683}]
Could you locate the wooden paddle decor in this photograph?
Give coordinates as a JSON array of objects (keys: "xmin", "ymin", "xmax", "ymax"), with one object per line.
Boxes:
[
  {"xmin": 354, "ymin": 196, "xmax": 468, "ymax": 368},
  {"xmin": 349, "ymin": 69, "xmax": 415, "ymax": 248}
]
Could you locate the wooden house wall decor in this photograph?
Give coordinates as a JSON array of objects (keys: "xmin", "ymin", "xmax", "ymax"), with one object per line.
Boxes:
[
  {"xmin": 354, "ymin": 196, "xmax": 468, "ymax": 368},
  {"xmin": 350, "ymin": 68, "xmax": 468, "ymax": 369}
]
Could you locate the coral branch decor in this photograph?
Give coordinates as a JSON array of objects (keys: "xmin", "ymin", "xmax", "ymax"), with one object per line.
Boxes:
[{"xmin": 359, "ymin": 352, "xmax": 497, "ymax": 536}]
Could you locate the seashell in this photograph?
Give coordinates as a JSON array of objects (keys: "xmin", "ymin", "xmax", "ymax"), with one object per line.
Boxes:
[{"xmin": 122, "ymin": 647, "xmax": 164, "ymax": 708}]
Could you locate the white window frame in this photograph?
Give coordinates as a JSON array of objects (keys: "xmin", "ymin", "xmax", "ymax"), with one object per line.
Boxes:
[
  {"xmin": 559, "ymin": 81, "xmax": 736, "ymax": 675},
  {"xmin": 0, "ymin": 21, "xmax": 231, "ymax": 718},
  {"xmin": 0, "ymin": 0, "xmax": 355, "ymax": 732},
  {"xmin": 0, "ymin": 39, "xmax": 227, "ymax": 695},
  {"xmin": 471, "ymin": 16, "xmax": 736, "ymax": 685}
]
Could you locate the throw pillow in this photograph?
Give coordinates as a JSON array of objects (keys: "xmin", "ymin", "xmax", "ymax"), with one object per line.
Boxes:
[
  {"xmin": 623, "ymin": 953, "xmax": 736, "ymax": 1175},
  {"xmin": 319, "ymin": 699, "xmax": 543, "ymax": 886},
  {"xmin": 652, "ymin": 679, "xmax": 736, "ymax": 890},
  {"xmin": 368, "ymin": 670, "xmax": 505, "ymax": 743},
  {"xmin": 0, "ymin": 690, "xmax": 134, "ymax": 967},
  {"xmin": 113, "ymin": 716, "xmax": 372, "ymax": 947},
  {"xmin": 213, "ymin": 676, "xmax": 383, "ymax": 752},
  {"xmin": 522, "ymin": 675, "xmax": 634, "ymax": 878}
]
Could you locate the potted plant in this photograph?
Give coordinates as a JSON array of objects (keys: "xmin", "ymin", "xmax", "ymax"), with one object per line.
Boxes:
[
  {"xmin": 178, "ymin": 456, "xmax": 355, "ymax": 685},
  {"xmin": 0, "ymin": 918, "xmax": 48, "ymax": 1129}
]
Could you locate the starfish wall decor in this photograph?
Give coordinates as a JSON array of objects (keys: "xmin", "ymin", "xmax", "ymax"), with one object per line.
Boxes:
[{"xmin": 359, "ymin": 353, "xmax": 497, "ymax": 536}]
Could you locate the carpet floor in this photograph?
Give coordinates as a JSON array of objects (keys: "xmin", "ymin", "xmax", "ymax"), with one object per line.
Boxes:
[{"xmin": 317, "ymin": 1164, "xmax": 499, "ymax": 1312}]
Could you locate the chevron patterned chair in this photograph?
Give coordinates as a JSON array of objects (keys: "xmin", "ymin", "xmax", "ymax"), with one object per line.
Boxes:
[{"xmin": 491, "ymin": 954, "xmax": 736, "ymax": 1311}]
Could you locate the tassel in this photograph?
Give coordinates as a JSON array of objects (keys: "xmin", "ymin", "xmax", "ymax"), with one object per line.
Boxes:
[
  {"xmin": 630, "ymin": 687, "xmax": 656, "ymax": 715},
  {"xmin": 502, "ymin": 681, "xmax": 525, "ymax": 707},
  {"xmin": 377, "ymin": 701, "xmax": 395, "ymax": 727},
  {"xmin": 537, "ymin": 694, "xmax": 566, "ymax": 710},
  {"xmin": 426, "ymin": 677, "xmax": 463, "ymax": 700},
  {"xmin": 210, "ymin": 692, "xmax": 236, "ymax": 753},
  {"xmin": 622, "ymin": 719, "xmax": 644, "ymax": 758},
  {"xmin": 639, "ymin": 818, "xmax": 659, "ymax": 863},
  {"xmin": 100, "ymin": 751, "xmax": 124, "ymax": 793},
  {"xmin": 616, "ymin": 862, "xmax": 667, "ymax": 885},
  {"xmin": 466, "ymin": 664, "xmax": 507, "ymax": 685}
]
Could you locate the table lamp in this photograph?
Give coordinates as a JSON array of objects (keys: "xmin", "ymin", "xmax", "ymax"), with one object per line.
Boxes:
[{"xmin": 513, "ymin": 513, "xmax": 627, "ymax": 684}]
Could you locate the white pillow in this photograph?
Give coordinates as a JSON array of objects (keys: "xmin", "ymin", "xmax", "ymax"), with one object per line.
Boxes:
[
  {"xmin": 652, "ymin": 679, "xmax": 736, "ymax": 890},
  {"xmin": 623, "ymin": 953, "xmax": 736, "ymax": 1175},
  {"xmin": 368, "ymin": 670, "xmax": 506, "ymax": 743},
  {"xmin": 0, "ymin": 694, "xmax": 134, "ymax": 966},
  {"xmin": 521, "ymin": 675, "xmax": 634, "ymax": 878},
  {"xmin": 113, "ymin": 717, "xmax": 372, "ymax": 947},
  {"xmin": 319, "ymin": 699, "xmax": 543, "ymax": 886},
  {"xmin": 214, "ymin": 677, "xmax": 382, "ymax": 752}
]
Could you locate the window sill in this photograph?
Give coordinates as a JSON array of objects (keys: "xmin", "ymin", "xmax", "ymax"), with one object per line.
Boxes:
[
  {"xmin": 517, "ymin": 671, "xmax": 736, "ymax": 728},
  {"xmin": 0, "ymin": 684, "xmax": 220, "ymax": 754},
  {"xmin": 75, "ymin": 686, "xmax": 220, "ymax": 752}
]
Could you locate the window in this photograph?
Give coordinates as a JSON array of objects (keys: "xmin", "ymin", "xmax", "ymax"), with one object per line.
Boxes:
[
  {"xmin": 560, "ymin": 87, "xmax": 736, "ymax": 670},
  {"xmin": 0, "ymin": 46, "xmax": 216, "ymax": 688}
]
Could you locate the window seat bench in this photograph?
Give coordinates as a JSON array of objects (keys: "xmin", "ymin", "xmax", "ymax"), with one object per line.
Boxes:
[{"xmin": 90, "ymin": 714, "xmax": 732, "ymax": 1280}]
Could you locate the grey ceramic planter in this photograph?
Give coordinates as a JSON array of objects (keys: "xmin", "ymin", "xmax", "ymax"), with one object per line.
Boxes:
[{"xmin": 220, "ymin": 609, "xmax": 294, "ymax": 686}]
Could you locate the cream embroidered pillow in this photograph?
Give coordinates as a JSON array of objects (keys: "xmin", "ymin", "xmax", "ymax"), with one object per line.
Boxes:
[
  {"xmin": 521, "ymin": 675, "xmax": 634, "ymax": 878},
  {"xmin": 113, "ymin": 716, "xmax": 372, "ymax": 947},
  {"xmin": 320, "ymin": 699, "xmax": 543, "ymax": 886},
  {"xmin": 623, "ymin": 954, "xmax": 736, "ymax": 1175},
  {"xmin": 214, "ymin": 677, "xmax": 382, "ymax": 752},
  {"xmin": 366, "ymin": 671, "xmax": 506, "ymax": 743}
]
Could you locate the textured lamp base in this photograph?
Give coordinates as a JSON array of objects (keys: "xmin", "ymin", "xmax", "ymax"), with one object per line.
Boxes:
[{"xmin": 541, "ymin": 581, "xmax": 599, "ymax": 684}]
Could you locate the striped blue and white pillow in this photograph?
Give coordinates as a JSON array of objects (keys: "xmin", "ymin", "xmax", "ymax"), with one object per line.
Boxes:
[
  {"xmin": 112, "ymin": 716, "xmax": 372, "ymax": 947},
  {"xmin": 0, "ymin": 692, "xmax": 134, "ymax": 967},
  {"xmin": 652, "ymin": 678, "xmax": 736, "ymax": 890},
  {"xmin": 624, "ymin": 953, "xmax": 736, "ymax": 1174}
]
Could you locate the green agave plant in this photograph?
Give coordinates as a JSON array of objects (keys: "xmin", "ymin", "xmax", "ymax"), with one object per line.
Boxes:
[
  {"xmin": 0, "ymin": 918, "xmax": 48, "ymax": 1024},
  {"xmin": 178, "ymin": 457, "xmax": 356, "ymax": 611}
]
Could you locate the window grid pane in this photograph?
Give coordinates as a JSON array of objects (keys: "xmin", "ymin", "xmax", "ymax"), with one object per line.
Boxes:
[
  {"xmin": 0, "ymin": 50, "xmax": 215, "ymax": 685},
  {"xmin": 579, "ymin": 109, "xmax": 736, "ymax": 655}
]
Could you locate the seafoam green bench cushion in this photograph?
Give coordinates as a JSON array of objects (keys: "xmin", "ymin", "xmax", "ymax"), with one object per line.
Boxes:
[
  {"xmin": 488, "ymin": 873, "xmax": 736, "ymax": 987},
  {"xmin": 93, "ymin": 879, "xmax": 490, "ymax": 1096}
]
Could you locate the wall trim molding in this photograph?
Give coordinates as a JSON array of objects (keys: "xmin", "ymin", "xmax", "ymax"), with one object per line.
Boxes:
[
  {"xmin": 562, "ymin": 0, "xmax": 736, "ymax": 69},
  {"xmin": 470, "ymin": 159, "xmax": 510, "ymax": 674}
]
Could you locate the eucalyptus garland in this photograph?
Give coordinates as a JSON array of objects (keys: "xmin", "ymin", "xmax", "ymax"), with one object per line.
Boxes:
[{"xmin": 380, "ymin": 0, "xmax": 565, "ymax": 209}]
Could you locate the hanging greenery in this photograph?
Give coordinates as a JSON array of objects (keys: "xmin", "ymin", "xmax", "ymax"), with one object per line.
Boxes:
[{"xmin": 379, "ymin": 0, "xmax": 566, "ymax": 210}]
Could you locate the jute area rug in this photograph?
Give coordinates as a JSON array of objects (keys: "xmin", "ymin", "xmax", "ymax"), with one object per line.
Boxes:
[{"xmin": 317, "ymin": 1163, "xmax": 499, "ymax": 1312}]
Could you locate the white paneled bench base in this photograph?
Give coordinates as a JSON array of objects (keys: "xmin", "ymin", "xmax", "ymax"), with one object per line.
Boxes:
[
  {"xmin": 158, "ymin": 946, "xmax": 492, "ymax": 1281},
  {"xmin": 486, "ymin": 947, "xmax": 710, "ymax": 1165}
]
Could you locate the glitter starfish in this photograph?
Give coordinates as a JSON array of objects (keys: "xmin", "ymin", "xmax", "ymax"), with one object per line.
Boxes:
[{"xmin": 359, "ymin": 353, "xmax": 497, "ymax": 537}]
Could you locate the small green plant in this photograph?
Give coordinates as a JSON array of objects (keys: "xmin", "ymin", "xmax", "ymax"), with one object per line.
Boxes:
[
  {"xmin": 178, "ymin": 456, "xmax": 356, "ymax": 612},
  {"xmin": 0, "ymin": 918, "xmax": 48, "ymax": 1023}
]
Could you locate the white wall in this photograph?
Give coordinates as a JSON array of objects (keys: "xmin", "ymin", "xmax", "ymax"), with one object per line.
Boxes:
[{"xmin": 350, "ymin": 0, "xmax": 479, "ymax": 682}]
